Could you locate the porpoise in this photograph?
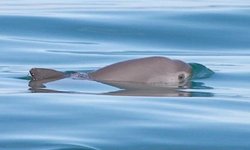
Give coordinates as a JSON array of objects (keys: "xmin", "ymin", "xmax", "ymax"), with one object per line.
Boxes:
[{"xmin": 29, "ymin": 56, "xmax": 193, "ymax": 88}]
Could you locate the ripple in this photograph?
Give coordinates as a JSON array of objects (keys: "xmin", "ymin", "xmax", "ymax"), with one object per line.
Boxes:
[
  {"xmin": 0, "ymin": 139, "xmax": 98, "ymax": 150},
  {"xmin": 9, "ymin": 37, "xmax": 97, "ymax": 45},
  {"xmin": 190, "ymin": 63, "xmax": 215, "ymax": 79}
]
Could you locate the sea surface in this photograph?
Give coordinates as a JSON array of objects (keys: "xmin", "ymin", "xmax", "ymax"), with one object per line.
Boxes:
[{"xmin": 1, "ymin": 0, "xmax": 250, "ymax": 150}]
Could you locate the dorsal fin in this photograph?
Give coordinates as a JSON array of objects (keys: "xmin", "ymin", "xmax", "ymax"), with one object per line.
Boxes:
[{"xmin": 29, "ymin": 68, "xmax": 66, "ymax": 80}]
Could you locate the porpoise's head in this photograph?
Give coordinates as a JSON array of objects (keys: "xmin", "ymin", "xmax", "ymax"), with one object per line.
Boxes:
[
  {"xmin": 148, "ymin": 58, "xmax": 193, "ymax": 84},
  {"xmin": 171, "ymin": 59, "xmax": 193, "ymax": 83}
]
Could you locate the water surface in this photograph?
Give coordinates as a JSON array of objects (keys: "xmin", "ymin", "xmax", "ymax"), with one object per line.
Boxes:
[{"xmin": 1, "ymin": 0, "xmax": 250, "ymax": 150}]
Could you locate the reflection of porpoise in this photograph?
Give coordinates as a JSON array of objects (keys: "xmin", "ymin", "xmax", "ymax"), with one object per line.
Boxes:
[{"xmin": 30, "ymin": 57, "xmax": 193, "ymax": 86}]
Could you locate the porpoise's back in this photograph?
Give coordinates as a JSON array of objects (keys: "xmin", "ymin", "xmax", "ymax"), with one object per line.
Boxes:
[{"xmin": 88, "ymin": 56, "xmax": 191, "ymax": 83}]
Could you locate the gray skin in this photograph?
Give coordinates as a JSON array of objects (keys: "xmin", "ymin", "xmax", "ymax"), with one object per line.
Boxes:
[
  {"xmin": 29, "ymin": 57, "xmax": 193, "ymax": 89},
  {"xmin": 88, "ymin": 56, "xmax": 193, "ymax": 84}
]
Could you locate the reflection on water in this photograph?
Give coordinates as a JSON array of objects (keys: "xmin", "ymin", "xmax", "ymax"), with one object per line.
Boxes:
[{"xmin": 29, "ymin": 79, "xmax": 213, "ymax": 97}]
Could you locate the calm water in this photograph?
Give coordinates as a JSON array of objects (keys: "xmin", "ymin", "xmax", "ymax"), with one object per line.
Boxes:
[{"xmin": 1, "ymin": 0, "xmax": 250, "ymax": 150}]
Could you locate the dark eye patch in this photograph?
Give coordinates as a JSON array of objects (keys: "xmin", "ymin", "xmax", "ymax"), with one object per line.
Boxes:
[{"xmin": 178, "ymin": 73, "xmax": 185, "ymax": 81}]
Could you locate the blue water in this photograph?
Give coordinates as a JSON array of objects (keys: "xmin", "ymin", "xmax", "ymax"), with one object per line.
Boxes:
[{"xmin": 1, "ymin": 0, "xmax": 250, "ymax": 149}]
